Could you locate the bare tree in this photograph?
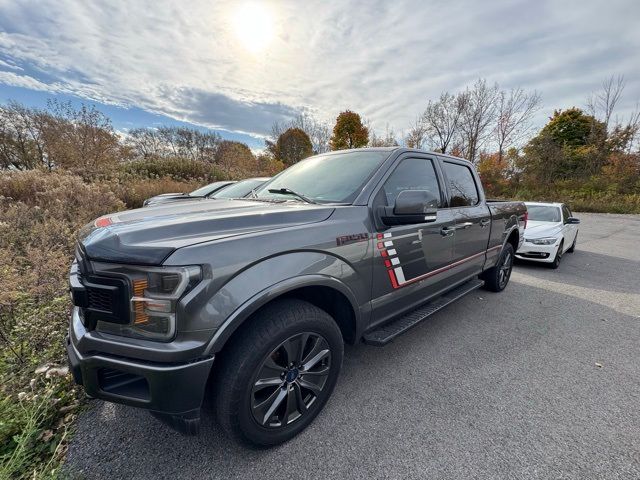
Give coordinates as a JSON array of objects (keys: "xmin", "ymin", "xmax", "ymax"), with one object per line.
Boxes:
[
  {"xmin": 290, "ymin": 113, "xmax": 331, "ymax": 154},
  {"xmin": 421, "ymin": 91, "xmax": 467, "ymax": 154},
  {"xmin": 268, "ymin": 112, "xmax": 331, "ymax": 156},
  {"xmin": 586, "ymin": 75, "xmax": 640, "ymax": 153},
  {"xmin": 369, "ymin": 123, "xmax": 398, "ymax": 147},
  {"xmin": 494, "ymin": 87, "xmax": 542, "ymax": 160},
  {"xmin": 587, "ymin": 75, "xmax": 625, "ymax": 129},
  {"xmin": 404, "ymin": 117, "xmax": 426, "ymax": 149},
  {"xmin": 458, "ymin": 79, "xmax": 499, "ymax": 163}
]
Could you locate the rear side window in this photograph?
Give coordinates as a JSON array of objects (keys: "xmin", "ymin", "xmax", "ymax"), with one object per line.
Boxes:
[
  {"xmin": 443, "ymin": 162, "xmax": 479, "ymax": 207},
  {"xmin": 379, "ymin": 158, "xmax": 441, "ymax": 207}
]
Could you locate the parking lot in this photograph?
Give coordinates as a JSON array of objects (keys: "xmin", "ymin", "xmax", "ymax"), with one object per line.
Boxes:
[{"xmin": 65, "ymin": 212, "xmax": 640, "ymax": 479}]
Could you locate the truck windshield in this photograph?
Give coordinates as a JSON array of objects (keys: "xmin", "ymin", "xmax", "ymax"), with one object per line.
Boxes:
[
  {"xmin": 527, "ymin": 205, "xmax": 561, "ymax": 222},
  {"xmin": 255, "ymin": 150, "xmax": 390, "ymax": 204}
]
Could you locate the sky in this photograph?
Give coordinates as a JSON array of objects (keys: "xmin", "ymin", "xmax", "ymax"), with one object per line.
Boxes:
[{"xmin": 0, "ymin": 0, "xmax": 639, "ymax": 150}]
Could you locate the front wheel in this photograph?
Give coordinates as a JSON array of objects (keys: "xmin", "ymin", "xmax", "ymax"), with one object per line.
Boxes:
[
  {"xmin": 214, "ymin": 299, "xmax": 344, "ymax": 447},
  {"xmin": 482, "ymin": 243, "xmax": 514, "ymax": 292},
  {"xmin": 549, "ymin": 240, "xmax": 564, "ymax": 269}
]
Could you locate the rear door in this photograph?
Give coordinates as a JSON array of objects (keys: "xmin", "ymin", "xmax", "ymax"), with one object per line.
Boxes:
[
  {"xmin": 370, "ymin": 154, "xmax": 455, "ymax": 326},
  {"xmin": 441, "ymin": 160, "xmax": 492, "ymax": 282}
]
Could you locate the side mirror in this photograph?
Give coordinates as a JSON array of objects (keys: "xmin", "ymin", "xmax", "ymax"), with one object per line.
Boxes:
[
  {"xmin": 378, "ymin": 190, "xmax": 439, "ymax": 226},
  {"xmin": 567, "ymin": 217, "xmax": 580, "ymax": 224}
]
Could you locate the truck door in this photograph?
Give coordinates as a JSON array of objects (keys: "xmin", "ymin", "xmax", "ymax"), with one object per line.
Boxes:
[
  {"xmin": 370, "ymin": 154, "xmax": 455, "ymax": 326},
  {"xmin": 441, "ymin": 160, "xmax": 492, "ymax": 282}
]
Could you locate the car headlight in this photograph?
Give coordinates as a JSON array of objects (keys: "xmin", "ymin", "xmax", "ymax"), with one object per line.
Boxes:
[
  {"xmin": 525, "ymin": 237, "xmax": 557, "ymax": 245},
  {"xmin": 92, "ymin": 263, "xmax": 201, "ymax": 341}
]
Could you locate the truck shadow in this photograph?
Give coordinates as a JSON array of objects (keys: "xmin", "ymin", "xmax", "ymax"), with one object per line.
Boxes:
[{"xmin": 64, "ymin": 279, "xmax": 640, "ymax": 480}]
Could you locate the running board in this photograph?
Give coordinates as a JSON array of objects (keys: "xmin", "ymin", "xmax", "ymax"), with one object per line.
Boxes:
[{"xmin": 363, "ymin": 279, "xmax": 484, "ymax": 346}]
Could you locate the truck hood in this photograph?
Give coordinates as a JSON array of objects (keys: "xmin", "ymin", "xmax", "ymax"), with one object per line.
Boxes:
[
  {"xmin": 80, "ymin": 199, "xmax": 335, "ymax": 265},
  {"xmin": 524, "ymin": 220, "xmax": 562, "ymax": 238}
]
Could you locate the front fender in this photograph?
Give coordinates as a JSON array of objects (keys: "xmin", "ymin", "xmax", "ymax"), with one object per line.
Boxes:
[{"xmin": 196, "ymin": 251, "xmax": 365, "ymax": 354}]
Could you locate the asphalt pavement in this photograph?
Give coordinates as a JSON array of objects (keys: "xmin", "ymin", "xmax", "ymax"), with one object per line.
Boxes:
[{"xmin": 64, "ymin": 212, "xmax": 640, "ymax": 479}]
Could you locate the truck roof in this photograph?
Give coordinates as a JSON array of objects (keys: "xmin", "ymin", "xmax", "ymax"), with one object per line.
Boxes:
[{"xmin": 321, "ymin": 147, "xmax": 473, "ymax": 165}]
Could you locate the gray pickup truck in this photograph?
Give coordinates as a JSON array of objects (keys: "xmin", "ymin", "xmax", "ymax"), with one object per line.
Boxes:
[{"xmin": 67, "ymin": 147, "xmax": 526, "ymax": 446}]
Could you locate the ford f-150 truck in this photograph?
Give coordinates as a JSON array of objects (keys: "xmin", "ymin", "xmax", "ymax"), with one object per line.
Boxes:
[{"xmin": 67, "ymin": 147, "xmax": 526, "ymax": 446}]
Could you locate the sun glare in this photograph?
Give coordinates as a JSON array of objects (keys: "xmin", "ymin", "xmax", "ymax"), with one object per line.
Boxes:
[{"xmin": 232, "ymin": 3, "xmax": 274, "ymax": 54}]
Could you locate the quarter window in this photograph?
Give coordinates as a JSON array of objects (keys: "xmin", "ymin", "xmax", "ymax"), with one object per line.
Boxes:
[
  {"xmin": 378, "ymin": 158, "xmax": 441, "ymax": 207},
  {"xmin": 443, "ymin": 162, "xmax": 479, "ymax": 207}
]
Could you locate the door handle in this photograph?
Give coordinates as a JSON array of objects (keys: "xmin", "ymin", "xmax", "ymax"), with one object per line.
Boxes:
[
  {"xmin": 440, "ymin": 227, "xmax": 455, "ymax": 237},
  {"xmin": 480, "ymin": 219, "xmax": 490, "ymax": 228},
  {"xmin": 456, "ymin": 222, "xmax": 474, "ymax": 229}
]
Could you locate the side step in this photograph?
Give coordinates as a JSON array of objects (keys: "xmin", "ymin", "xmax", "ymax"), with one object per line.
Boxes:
[{"xmin": 363, "ymin": 279, "xmax": 484, "ymax": 346}]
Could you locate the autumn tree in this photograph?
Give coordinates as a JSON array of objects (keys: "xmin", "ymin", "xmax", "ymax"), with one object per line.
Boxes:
[
  {"xmin": 269, "ymin": 113, "xmax": 331, "ymax": 155},
  {"xmin": 0, "ymin": 102, "xmax": 46, "ymax": 170},
  {"xmin": 271, "ymin": 127, "xmax": 313, "ymax": 166},
  {"xmin": 215, "ymin": 140, "xmax": 255, "ymax": 177},
  {"xmin": 330, "ymin": 110, "xmax": 369, "ymax": 150},
  {"xmin": 523, "ymin": 108, "xmax": 607, "ymax": 181}
]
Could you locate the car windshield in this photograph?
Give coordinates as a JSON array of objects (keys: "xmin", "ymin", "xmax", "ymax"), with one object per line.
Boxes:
[
  {"xmin": 254, "ymin": 150, "xmax": 391, "ymax": 204},
  {"xmin": 211, "ymin": 179, "xmax": 267, "ymax": 199},
  {"xmin": 527, "ymin": 205, "xmax": 561, "ymax": 222},
  {"xmin": 190, "ymin": 181, "xmax": 230, "ymax": 197}
]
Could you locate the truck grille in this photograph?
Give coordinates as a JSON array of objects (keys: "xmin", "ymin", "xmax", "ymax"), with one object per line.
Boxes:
[
  {"xmin": 72, "ymin": 246, "xmax": 130, "ymax": 326},
  {"xmin": 87, "ymin": 287, "xmax": 115, "ymax": 312}
]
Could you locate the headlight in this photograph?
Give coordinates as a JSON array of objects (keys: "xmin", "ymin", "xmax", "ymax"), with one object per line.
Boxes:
[
  {"xmin": 92, "ymin": 263, "xmax": 201, "ymax": 341},
  {"xmin": 525, "ymin": 237, "xmax": 557, "ymax": 245}
]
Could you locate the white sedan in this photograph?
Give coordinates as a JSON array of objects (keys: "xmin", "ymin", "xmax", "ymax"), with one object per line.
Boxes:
[{"xmin": 516, "ymin": 202, "xmax": 580, "ymax": 269}]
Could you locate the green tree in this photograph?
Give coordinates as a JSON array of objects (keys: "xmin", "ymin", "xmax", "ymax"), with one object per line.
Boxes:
[
  {"xmin": 272, "ymin": 127, "xmax": 313, "ymax": 166},
  {"xmin": 523, "ymin": 108, "xmax": 607, "ymax": 181},
  {"xmin": 330, "ymin": 110, "xmax": 369, "ymax": 150}
]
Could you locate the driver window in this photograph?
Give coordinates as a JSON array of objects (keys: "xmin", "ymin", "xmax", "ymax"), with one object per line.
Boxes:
[{"xmin": 378, "ymin": 158, "xmax": 441, "ymax": 207}]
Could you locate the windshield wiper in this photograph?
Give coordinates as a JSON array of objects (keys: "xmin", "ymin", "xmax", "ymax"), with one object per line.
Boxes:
[{"xmin": 268, "ymin": 187, "xmax": 318, "ymax": 204}]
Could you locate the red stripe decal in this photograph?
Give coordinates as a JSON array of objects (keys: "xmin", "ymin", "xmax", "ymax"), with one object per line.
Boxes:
[
  {"xmin": 387, "ymin": 269, "xmax": 399, "ymax": 289},
  {"xmin": 391, "ymin": 244, "xmax": 504, "ymax": 289}
]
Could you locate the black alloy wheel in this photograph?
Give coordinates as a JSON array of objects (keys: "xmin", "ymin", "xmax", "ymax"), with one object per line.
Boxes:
[
  {"xmin": 251, "ymin": 332, "xmax": 331, "ymax": 428},
  {"xmin": 498, "ymin": 248, "xmax": 513, "ymax": 289}
]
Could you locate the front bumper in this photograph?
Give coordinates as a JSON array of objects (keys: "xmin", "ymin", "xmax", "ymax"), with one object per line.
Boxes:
[
  {"xmin": 66, "ymin": 322, "xmax": 214, "ymax": 434},
  {"xmin": 515, "ymin": 241, "xmax": 558, "ymax": 263}
]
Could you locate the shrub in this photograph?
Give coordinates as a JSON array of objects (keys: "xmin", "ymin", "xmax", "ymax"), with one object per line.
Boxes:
[
  {"xmin": 0, "ymin": 170, "xmax": 125, "ymax": 479},
  {"xmin": 120, "ymin": 156, "xmax": 225, "ymax": 182},
  {"xmin": 110, "ymin": 176, "xmax": 202, "ymax": 209}
]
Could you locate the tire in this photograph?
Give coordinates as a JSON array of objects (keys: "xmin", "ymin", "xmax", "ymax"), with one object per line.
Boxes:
[
  {"xmin": 549, "ymin": 240, "xmax": 564, "ymax": 269},
  {"xmin": 567, "ymin": 233, "xmax": 577, "ymax": 253},
  {"xmin": 482, "ymin": 243, "xmax": 514, "ymax": 292},
  {"xmin": 214, "ymin": 299, "xmax": 344, "ymax": 447}
]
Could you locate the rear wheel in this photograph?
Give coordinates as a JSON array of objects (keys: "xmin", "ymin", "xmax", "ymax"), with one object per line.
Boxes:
[
  {"xmin": 214, "ymin": 299, "xmax": 343, "ymax": 447},
  {"xmin": 549, "ymin": 240, "xmax": 564, "ymax": 269},
  {"xmin": 482, "ymin": 243, "xmax": 514, "ymax": 292}
]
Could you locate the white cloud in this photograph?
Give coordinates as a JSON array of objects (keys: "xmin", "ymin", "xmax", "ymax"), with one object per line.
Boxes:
[{"xmin": 0, "ymin": 0, "xmax": 639, "ymax": 138}]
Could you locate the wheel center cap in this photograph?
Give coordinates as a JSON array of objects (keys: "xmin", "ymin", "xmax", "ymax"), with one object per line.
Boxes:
[{"xmin": 285, "ymin": 368, "xmax": 299, "ymax": 383}]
